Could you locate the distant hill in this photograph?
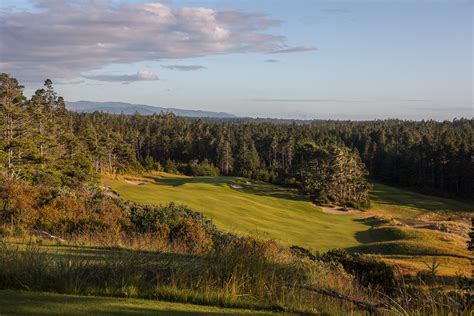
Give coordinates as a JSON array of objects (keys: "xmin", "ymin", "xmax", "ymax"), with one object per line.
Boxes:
[{"xmin": 66, "ymin": 101, "xmax": 236, "ymax": 118}]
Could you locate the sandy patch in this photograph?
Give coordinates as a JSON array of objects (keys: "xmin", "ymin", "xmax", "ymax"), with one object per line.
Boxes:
[
  {"xmin": 124, "ymin": 178, "xmax": 145, "ymax": 185},
  {"xmin": 230, "ymin": 184, "xmax": 243, "ymax": 190},
  {"xmin": 319, "ymin": 205, "xmax": 364, "ymax": 215}
]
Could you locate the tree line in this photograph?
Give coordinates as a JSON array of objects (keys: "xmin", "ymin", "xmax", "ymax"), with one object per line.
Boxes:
[
  {"xmin": 1, "ymin": 74, "xmax": 472, "ymax": 205},
  {"xmin": 71, "ymin": 105, "xmax": 472, "ymax": 199}
]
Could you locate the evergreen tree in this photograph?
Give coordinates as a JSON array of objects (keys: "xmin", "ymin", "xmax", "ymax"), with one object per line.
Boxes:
[{"xmin": 0, "ymin": 73, "xmax": 27, "ymax": 178}]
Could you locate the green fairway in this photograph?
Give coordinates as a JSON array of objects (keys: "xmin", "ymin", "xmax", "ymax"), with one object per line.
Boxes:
[
  {"xmin": 103, "ymin": 174, "xmax": 473, "ymax": 258},
  {"xmin": 370, "ymin": 183, "xmax": 473, "ymax": 217},
  {"xmin": 102, "ymin": 174, "xmax": 371, "ymax": 251},
  {"xmin": 0, "ymin": 290, "xmax": 276, "ymax": 315}
]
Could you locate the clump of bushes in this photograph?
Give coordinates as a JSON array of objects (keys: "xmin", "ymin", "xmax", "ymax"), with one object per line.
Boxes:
[
  {"xmin": 0, "ymin": 176, "xmax": 233, "ymax": 253},
  {"xmin": 0, "ymin": 177, "xmax": 128, "ymax": 238},
  {"xmin": 317, "ymin": 249, "xmax": 397, "ymax": 294},
  {"xmin": 125, "ymin": 201, "xmax": 218, "ymax": 253},
  {"xmin": 164, "ymin": 159, "xmax": 179, "ymax": 174},
  {"xmin": 143, "ymin": 155, "xmax": 163, "ymax": 172},
  {"xmin": 291, "ymin": 247, "xmax": 397, "ymax": 294},
  {"xmin": 182, "ymin": 159, "xmax": 220, "ymax": 177},
  {"xmin": 124, "ymin": 201, "xmax": 233, "ymax": 250}
]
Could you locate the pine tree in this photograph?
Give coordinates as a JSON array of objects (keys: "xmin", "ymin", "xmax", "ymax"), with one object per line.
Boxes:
[
  {"xmin": 0, "ymin": 73, "xmax": 27, "ymax": 178},
  {"xmin": 217, "ymin": 132, "xmax": 233, "ymax": 174}
]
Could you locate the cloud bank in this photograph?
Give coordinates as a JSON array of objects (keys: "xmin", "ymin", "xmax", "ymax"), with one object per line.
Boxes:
[
  {"xmin": 0, "ymin": 0, "xmax": 313, "ymax": 81},
  {"xmin": 84, "ymin": 69, "xmax": 158, "ymax": 82}
]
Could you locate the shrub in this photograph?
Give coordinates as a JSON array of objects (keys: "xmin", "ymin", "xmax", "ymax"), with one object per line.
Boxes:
[
  {"xmin": 185, "ymin": 160, "xmax": 220, "ymax": 177},
  {"xmin": 169, "ymin": 217, "xmax": 213, "ymax": 253},
  {"xmin": 292, "ymin": 246, "xmax": 397, "ymax": 294},
  {"xmin": 125, "ymin": 201, "xmax": 228, "ymax": 252},
  {"xmin": 317, "ymin": 249, "xmax": 397, "ymax": 294},
  {"xmin": 164, "ymin": 160, "xmax": 179, "ymax": 174}
]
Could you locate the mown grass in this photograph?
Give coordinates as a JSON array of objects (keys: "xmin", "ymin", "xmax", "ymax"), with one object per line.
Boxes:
[
  {"xmin": 369, "ymin": 183, "xmax": 473, "ymax": 218},
  {"xmin": 0, "ymin": 289, "xmax": 278, "ymax": 315},
  {"xmin": 102, "ymin": 174, "xmax": 372, "ymax": 252},
  {"xmin": 350, "ymin": 225, "xmax": 470, "ymax": 257},
  {"xmin": 103, "ymin": 174, "xmax": 473, "ymax": 275}
]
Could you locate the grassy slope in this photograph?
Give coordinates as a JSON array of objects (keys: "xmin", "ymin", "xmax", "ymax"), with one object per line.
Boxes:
[
  {"xmin": 370, "ymin": 183, "xmax": 473, "ymax": 217},
  {"xmin": 102, "ymin": 174, "xmax": 371, "ymax": 251},
  {"xmin": 0, "ymin": 290, "xmax": 276, "ymax": 315},
  {"xmin": 364, "ymin": 183, "xmax": 473, "ymax": 274},
  {"xmin": 103, "ymin": 174, "xmax": 473, "ymax": 273}
]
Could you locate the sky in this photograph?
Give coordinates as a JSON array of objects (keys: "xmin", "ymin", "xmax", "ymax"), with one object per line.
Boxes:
[{"xmin": 0, "ymin": 0, "xmax": 472, "ymax": 120}]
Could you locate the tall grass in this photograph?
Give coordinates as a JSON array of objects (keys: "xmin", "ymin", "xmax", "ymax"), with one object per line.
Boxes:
[
  {"xmin": 0, "ymin": 237, "xmax": 370, "ymax": 315},
  {"xmin": 0, "ymin": 236, "xmax": 470, "ymax": 315}
]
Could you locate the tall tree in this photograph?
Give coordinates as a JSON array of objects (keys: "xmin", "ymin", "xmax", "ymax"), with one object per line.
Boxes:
[{"xmin": 0, "ymin": 73, "xmax": 27, "ymax": 178}]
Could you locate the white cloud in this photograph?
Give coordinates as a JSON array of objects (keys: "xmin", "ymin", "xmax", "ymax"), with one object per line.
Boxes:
[
  {"xmin": 136, "ymin": 69, "xmax": 158, "ymax": 80},
  {"xmin": 0, "ymin": 1, "xmax": 290, "ymax": 81}
]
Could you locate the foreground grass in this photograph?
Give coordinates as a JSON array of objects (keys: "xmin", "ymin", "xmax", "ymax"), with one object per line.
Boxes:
[
  {"xmin": 0, "ymin": 239, "xmax": 359, "ymax": 315},
  {"xmin": 102, "ymin": 174, "xmax": 371, "ymax": 251},
  {"xmin": 0, "ymin": 290, "xmax": 278, "ymax": 315}
]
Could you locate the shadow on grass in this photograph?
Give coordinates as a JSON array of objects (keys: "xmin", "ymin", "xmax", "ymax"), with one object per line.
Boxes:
[
  {"xmin": 0, "ymin": 290, "xmax": 269, "ymax": 316},
  {"xmin": 369, "ymin": 183, "xmax": 473, "ymax": 213},
  {"xmin": 146, "ymin": 175, "xmax": 309, "ymax": 203},
  {"xmin": 145, "ymin": 176, "xmax": 232, "ymax": 187},
  {"xmin": 8, "ymin": 241, "xmax": 205, "ymax": 265}
]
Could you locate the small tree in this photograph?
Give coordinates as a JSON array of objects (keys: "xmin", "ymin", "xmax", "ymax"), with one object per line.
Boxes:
[{"xmin": 295, "ymin": 142, "xmax": 370, "ymax": 207}]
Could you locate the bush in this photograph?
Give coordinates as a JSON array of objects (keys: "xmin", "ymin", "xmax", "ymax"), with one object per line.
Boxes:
[
  {"xmin": 185, "ymin": 160, "xmax": 220, "ymax": 177},
  {"xmin": 169, "ymin": 217, "xmax": 213, "ymax": 253},
  {"xmin": 164, "ymin": 160, "xmax": 179, "ymax": 174},
  {"xmin": 291, "ymin": 246, "xmax": 397, "ymax": 294},
  {"xmin": 254, "ymin": 169, "xmax": 277, "ymax": 183},
  {"xmin": 317, "ymin": 249, "xmax": 397, "ymax": 294},
  {"xmin": 125, "ymin": 201, "xmax": 228, "ymax": 252},
  {"xmin": 143, "ymin": 156, "xmax": 163, "ymax": 172},
  {"xmin": 0, "ymin": 176, "xmax": 228, "ymax": 254}
]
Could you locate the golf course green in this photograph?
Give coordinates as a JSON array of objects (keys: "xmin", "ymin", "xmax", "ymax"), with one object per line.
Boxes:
[
  {"xmin": 102, "ymin": 173, "xmax": 473, "ymax": 257},
  {"xmin": 102, "ymin": 174, "xmax": 372, "ymax": 251}
]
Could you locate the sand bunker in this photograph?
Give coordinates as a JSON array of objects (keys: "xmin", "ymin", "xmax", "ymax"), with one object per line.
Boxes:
[
  {"xmin": 319, "ymin": 205, "xmax": 364, "ymax": 215},
  {"xmin": 124, "ymin": 178, "xmax": 145, "ymax": 185}
]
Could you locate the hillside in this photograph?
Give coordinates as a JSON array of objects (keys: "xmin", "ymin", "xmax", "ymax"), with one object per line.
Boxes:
[
  {"xmin": 66, "ymin": 100, "xmax": 236, "ymax": 118},
  {"xmin": 103, "ymin": 174, "xmax": 473, "ymax": 276},
  {"xmin": 102, "ymin": 174, "xmax": 370, "ymax": 251}
]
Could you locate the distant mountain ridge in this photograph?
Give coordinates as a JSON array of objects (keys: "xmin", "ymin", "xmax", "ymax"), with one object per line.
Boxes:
[{"xmin": 66, "ymin": 101, "xmax": 236, "ymax": 118}]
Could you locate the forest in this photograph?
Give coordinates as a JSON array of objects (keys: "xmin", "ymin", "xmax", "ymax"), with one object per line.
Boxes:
[{"xmin": 2, "ymin": 74, "xmax": 472, "ymax": 201}]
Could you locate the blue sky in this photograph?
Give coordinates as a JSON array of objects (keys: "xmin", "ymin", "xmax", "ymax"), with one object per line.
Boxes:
[{"xmin": 0, "ymin": 0, "xmax": 472, "ymax": 120}]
